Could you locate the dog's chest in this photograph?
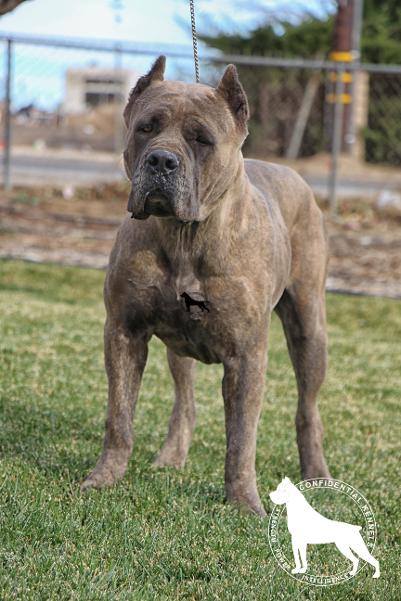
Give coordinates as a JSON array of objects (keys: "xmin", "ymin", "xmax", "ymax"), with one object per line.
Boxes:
[
  {"xmin": 154, "ymin": 268, "xmax": 222, "ymax": 363},
  {"xmin": 124, "ymin": 246, "xmax": 268, "ymax": 364}
]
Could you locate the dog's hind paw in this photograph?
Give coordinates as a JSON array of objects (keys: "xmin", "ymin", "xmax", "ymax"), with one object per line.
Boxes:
[
  {"xmin": 80, "ymin": 462, "xmax": 126, "ymax": 491},
  {"xmin": 151, "ymin": 453, "xmax": 185, "ymax": 469}
]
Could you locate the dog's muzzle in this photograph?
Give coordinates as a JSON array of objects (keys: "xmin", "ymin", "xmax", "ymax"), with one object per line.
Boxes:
[{"xmin": 129, "ymin": 149, "xmax": 180, "ymax": 219}]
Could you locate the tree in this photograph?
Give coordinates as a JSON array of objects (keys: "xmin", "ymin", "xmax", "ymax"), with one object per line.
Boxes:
[
  {"xmin": 200, "ymin": 2, "xmax": 401, "ymax": 164},
  {"xmin": 201, "ymin": 1, "xmax": 401, "ymax": 64},
  {"xmin": 0, "ymin": 0, "xmax": 30, "ymax": 16},
  {"xmin": 200, "ymin": 15, "xmax": 334, "ymax": 158}
]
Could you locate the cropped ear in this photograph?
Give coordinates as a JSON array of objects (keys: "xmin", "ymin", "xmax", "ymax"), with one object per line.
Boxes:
[
  {"xmin": 123, "ymin": 55, "xmax": 166, "ymax": 126},
  {"xmin": 216, "ymin": 64, "xmax": 249, "ymax": 125}
]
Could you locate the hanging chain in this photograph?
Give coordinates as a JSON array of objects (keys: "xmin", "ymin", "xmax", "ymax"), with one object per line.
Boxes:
[{"xmin": 189, "ymin": 0, "xmax": 200, "ymax": 83}]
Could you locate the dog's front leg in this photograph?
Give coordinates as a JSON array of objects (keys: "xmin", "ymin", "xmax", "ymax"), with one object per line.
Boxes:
[
  {"xmin": 81, "ymin": 319, "xmax": 149, "ymax": 490},
  {"xmin": 222, "ymin": 344, "xmax": 267, "ymax": 517}
]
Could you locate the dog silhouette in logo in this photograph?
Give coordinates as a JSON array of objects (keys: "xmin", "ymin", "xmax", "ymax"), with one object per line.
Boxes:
[
  {"xmin": 180, "ymin": 292, "xmax": 210, "ymax": 313},
  {"xmin": 270, "ymin": 477, "xmax": 380, "ymax": 578}
]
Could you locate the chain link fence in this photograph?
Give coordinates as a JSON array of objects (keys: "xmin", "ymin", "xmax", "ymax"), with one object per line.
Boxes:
[{"xmin": 1, "ymin": 33, "xmax": 401, "ymax": 208}]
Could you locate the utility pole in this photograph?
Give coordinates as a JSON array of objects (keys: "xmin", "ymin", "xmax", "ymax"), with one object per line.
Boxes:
[
  {"xmin": 3, "ymin": 38, "xmax": 13, "ymax": 191},
  {"xmin": 332, "ymin": 0, "xmax": 353, "ymax": 58}
]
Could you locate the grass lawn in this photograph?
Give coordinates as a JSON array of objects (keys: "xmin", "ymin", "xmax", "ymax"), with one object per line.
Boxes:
[{"xmin": 0, "ymin": 259, "xmax": 400, "ymax": 600}]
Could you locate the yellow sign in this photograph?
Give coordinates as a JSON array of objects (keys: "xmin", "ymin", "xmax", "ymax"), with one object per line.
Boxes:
[
  {"xmin": 326, "ymin": 93, "xmax": 352, "ymax": 104},
  {"xmin": 329, "ymin": 51, "xmax": 353, "ymax": 62},
  {"xmin": 328, "ymin": 72, "xmax": 353, "ymax": 83}
]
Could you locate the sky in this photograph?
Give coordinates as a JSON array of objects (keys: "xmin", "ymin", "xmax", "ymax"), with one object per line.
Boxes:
[
  {"xmin": 0, "ymin": 0, "xmax": 331, "ymax": 110},
  {"xmin": 0, "ymin": 0, "xmax": 270, "ymax": 44},
  {"xmin": 0, "ymin": 0, "xmax": 330, "ymax": 45}
]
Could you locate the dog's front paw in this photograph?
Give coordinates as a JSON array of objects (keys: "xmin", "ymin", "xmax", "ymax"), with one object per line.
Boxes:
[
  {"xmin": 225, "ymin": 491, "xmax": 267, "ymax": 517},
  {"xmin": 291, "ymin": 568, "xmax": 301, "ymax": 574}
]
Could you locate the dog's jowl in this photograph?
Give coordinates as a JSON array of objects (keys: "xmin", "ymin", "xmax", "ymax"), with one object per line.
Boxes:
[{"xmin": 81, "ymin": 55, "xmax": 330, "ymax": 516}]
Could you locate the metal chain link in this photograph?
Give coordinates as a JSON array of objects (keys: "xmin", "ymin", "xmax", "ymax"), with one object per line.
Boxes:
[{"xmin": 189, "ymin": 0, "xmax": 200, "ymax": 83}]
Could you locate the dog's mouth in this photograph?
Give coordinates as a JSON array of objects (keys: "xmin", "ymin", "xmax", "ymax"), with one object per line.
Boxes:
[
  {"xmin": 128, "ymin": 168, "xmax": 198, "ymax": 222},
  {"xmin": 143, "ymin": 189, "xmax": 174, "ymax": 217},
  {"xmin": 128, "ymin": 186, "xmax": 175, "ymax": 220}
]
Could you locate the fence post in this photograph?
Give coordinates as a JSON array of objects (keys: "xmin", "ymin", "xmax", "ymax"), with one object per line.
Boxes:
[
  {"xmin": 113, "ymin": 44, "xmax": 124, "ymax": 155},
  {"xmin": 328, "ymin": 63, "xmax": 345, "ymax": 215},
  {"xmin": 346, "ymin": 0, "xmax": 364, "ymax": 153},
  {"xmin": 3, "ymin": 38, "xmax": 13, "ymax": 191}
]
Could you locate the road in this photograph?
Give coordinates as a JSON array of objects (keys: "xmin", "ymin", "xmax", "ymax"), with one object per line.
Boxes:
[
  {"xmin": 0, "ymin": 152, "xmax": 398, "ymax": 197},
  {"xmin": 0, "ymin": 152, "xmax": 125, "ymax": 186}
]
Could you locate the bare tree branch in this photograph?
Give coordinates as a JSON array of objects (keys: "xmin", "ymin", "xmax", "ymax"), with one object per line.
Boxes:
[{"xmin": 0, "ymin": 0, "xmax": 31, "ymax": 16}]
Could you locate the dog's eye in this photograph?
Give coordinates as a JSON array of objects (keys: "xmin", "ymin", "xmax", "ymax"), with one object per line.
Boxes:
[
  {"xmin": 138, "ymin": 123, "xmax": 153, "ymax": 133},
  {"xmin": 195, "ymin": 134, "xmax": 212, "ymax": 146}
]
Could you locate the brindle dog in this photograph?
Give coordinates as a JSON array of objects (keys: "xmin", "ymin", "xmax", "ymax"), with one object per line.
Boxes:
[{"xmin": 81, "ymin": 56, "xmax": 330, "ymax": 516}]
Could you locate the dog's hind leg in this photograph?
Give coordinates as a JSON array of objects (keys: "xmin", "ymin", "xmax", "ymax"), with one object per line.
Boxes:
[
  {"xmin": 152, "ymin": 348, "xmax": 196, "ymax": 469},
  {"xmin": 275, "ymin": 231, "xmax": 330, "ymax": 479},
  {"xmin": 349, "ymin": 533, "xmax": 380, "ymax": 578},
  {"xmin": 275, "ymin": 286, "xmax": 330, "ymax": 479},
  {"xmin": 334, "ymin": 542, "xmax": 359, "ymax": 575},
  {"xmin": 222, "ymin": 335, "xmax": 268, "ymax": 517}
]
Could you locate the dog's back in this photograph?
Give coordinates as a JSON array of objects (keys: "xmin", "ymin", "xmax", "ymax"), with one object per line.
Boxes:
[{"xmin": 245, "ymin": 159, "xmax": 324, "ymax": 237}]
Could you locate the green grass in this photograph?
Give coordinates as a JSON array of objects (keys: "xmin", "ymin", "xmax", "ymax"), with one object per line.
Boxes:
[{"xmin": 0, "ymin": 259, "xmax": 400, "ymax": 600}]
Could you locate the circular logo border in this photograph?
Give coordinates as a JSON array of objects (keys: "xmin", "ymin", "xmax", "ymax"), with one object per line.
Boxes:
[{"xmin": 268, "ymin": 478, "xmax": 377, "ymax": 587}]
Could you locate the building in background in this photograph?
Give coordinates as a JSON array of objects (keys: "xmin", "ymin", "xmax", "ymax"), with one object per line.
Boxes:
[{"xmin": 64, "ymin": 66, "xmax": 138, "ymax": 114}]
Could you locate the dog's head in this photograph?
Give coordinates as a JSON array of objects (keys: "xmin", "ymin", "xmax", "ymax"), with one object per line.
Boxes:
[
  {"xmin": 269, "ymin": 477, "xmax": 297, "ymax": 505},
  {"xmin": 123, "ymin": 55, "xmax": 249, "ymax": 223}
]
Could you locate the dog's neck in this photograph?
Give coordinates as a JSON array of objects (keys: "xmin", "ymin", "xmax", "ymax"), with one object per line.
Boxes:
[
  {"xmin": 154, "ymin": 156, "xmax": 253, "ymax": 266},
  {"xmin": 150, "ymin": 156, "xmax": 253, "ymax": 298}
]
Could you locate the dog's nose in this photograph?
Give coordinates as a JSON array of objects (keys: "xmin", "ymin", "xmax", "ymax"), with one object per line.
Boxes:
[{"xmin": 146, "ymin": 150, "xmax": 179, "ymax": 175}]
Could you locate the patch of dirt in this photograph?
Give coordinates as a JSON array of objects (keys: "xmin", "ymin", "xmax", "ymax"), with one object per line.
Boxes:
[{"xmin": 0, "ymin": 185, "xmax": 400, "ymax": 299}]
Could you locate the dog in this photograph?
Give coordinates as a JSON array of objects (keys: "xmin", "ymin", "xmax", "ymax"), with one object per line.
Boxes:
[
  {"xmin": 180, "ymin": 292, "xmax": 210, "ymax": 313},
  {"xmin": 81, "ymin": 55, "xmax": 330, "ymax": 516},
  {"xmin": 270, "ymin": 478, "xmax": 380, "ymax": 577}
]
